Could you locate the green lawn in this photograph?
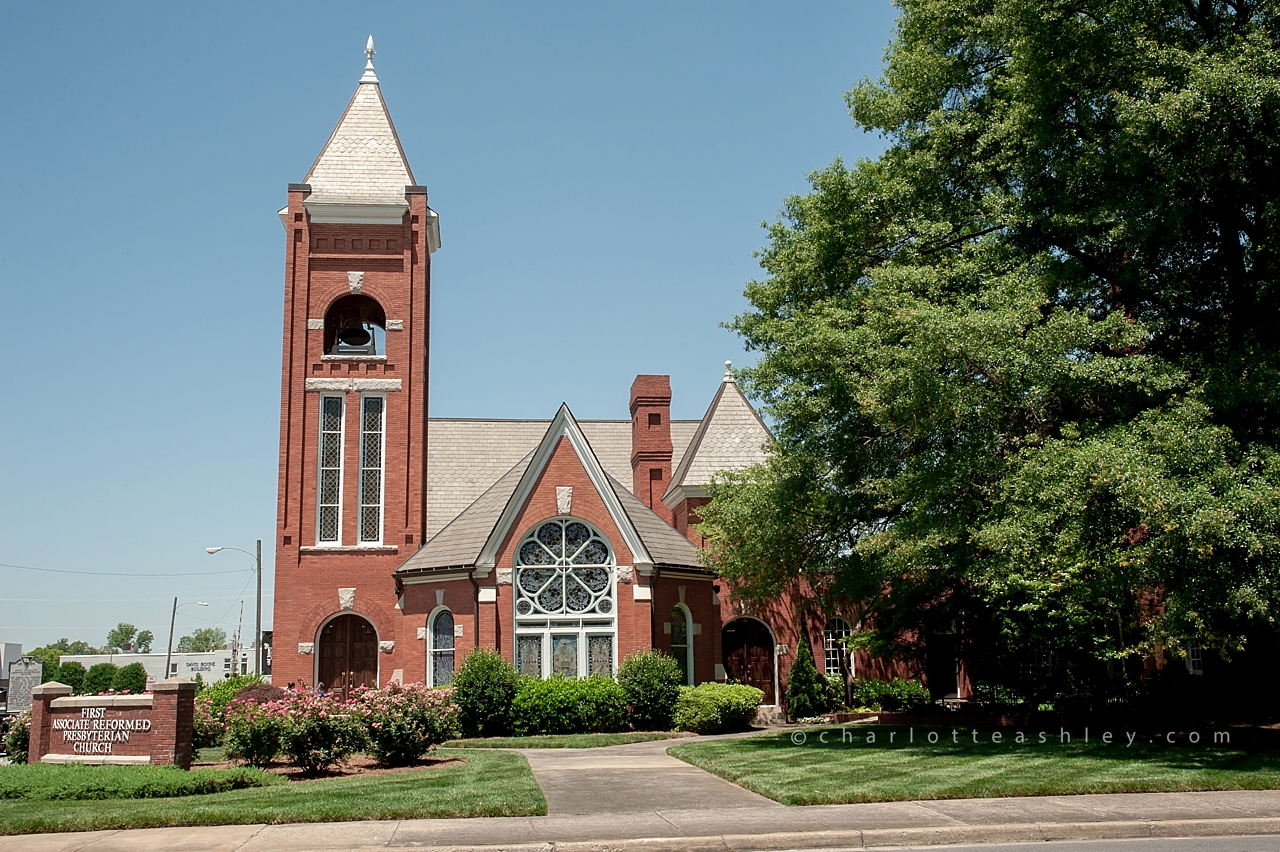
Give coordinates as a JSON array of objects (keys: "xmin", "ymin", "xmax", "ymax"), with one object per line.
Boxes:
[
  {"xmin": 0, "ymin": 763, "xmax": 279, "ymax": 801},
  {"xmin": 669, "ymin": 726, "xmax": 1280, "ymax": 805},
  {"xmin": 0, "ymin": 749, "xmax": 545, "ymax": 835},
  {"xmin": 449, "ymin": 731, "xmax": 691, "ymax": 749}
]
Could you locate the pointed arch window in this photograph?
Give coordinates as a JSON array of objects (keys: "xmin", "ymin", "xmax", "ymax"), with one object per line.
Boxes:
[
  {"xmin": 430, "ymin": 609, "xmax": 455, "ymax": 686},
  {"xmin": 670, "ymin": 604, "xmax": 692, "ymax": 685},
  {"xmin": 513, "ymin": 518, "xmax": 616, "ymax": 679}
]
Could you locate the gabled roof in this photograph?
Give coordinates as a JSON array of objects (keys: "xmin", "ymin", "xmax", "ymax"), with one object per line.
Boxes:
[
  {"xmin": 303, "ymin": 44, "xmax": 415, "ymax": 210},
  {"xmin": 397, "ymin": 452, "xmax": 534, "ymax": 575},
  {"xmin": 398, "ymin": 405, "xmax": 707, "ymax": 577},
  {"xmin": 425, "ymin": 418, "xmax": 702, "ymax": 538},
  {"xmin": 662, "ymin": 365, "xmax": 772, "ymax": 507}
]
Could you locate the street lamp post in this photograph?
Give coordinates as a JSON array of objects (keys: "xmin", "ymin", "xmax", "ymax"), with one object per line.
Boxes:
[
  {"xmin": 206, "ymin": 541, "xmax": 262, "ymax": 675},
  {"xmin": 165, "ymin": 598, "xmax": 209, "ymax": 679}
]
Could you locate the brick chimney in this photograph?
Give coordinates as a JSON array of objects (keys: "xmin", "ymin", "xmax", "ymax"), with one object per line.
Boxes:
[{"xmin": 630, "ymin": 375, "xmax": 674, "ymax": 524}]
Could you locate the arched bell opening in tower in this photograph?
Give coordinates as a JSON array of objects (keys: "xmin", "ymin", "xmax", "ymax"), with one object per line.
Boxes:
[{"xmin": 324, "ymin": 294, "xmax": 387, "ymax": 355}]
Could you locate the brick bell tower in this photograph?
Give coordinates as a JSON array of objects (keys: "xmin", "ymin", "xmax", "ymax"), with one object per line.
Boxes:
[{"xmin": 273, "ymin": 38, "xmax": 441, "ymax": 691}]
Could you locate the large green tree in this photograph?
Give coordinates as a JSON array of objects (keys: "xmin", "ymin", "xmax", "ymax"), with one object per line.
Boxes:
[
  {"xmin": 176, "ymin": 628, "xmax": 227, "ymax": 653},
  {"xmin": 701, "ymin": 0, "xmax": 1280, "ymax": 698}
]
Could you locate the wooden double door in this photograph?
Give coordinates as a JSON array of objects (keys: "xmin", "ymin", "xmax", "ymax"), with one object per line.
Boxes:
[
  {"xmin": 318, "ymin": 614, "xmax": 378, "ymax": 697},
  {"xmin": 723, "ymin": 618, "xmax": 776, "ymax": 704}
]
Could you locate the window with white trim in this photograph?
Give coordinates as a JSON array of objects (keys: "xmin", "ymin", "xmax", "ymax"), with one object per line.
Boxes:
[
  {"xmin": 513, "ymin": 518, "xmax": 615, "ymax": 679},
  {"xmin": 671, "ymin": 604, "xmax": 692, "ymax": 685},
  {"xmin": 317, "ymin": 395, "xmax": 344, "ymax": 543},
  {"xmin": 430, "ymin": 610, "xmax": 455, "ymax": 686},
  {"xmin": 824, "ymin": 617, "xmax": 853, "ymax": 676},
  {"xmin": 358, "ymin": 396, "xmax": 385, "ymax": 543}
]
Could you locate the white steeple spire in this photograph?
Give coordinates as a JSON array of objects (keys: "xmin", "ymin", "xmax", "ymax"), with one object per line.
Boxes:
[{"xmin": 360, "ymin": 35, "xmax": 379, "ymax": 84}]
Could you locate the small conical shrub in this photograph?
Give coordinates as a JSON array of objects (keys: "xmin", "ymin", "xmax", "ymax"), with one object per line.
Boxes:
[{"xmin": 785, "ymin": 634, "xmax": 828, "ymax": 719}]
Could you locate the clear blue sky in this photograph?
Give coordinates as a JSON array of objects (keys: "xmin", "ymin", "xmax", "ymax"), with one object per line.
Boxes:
[{"xmin": 0, "ymin": 2, "xmax": 898, "ymax": 653}]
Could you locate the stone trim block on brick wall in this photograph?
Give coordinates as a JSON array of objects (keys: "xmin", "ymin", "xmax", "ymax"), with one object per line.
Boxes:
[
  {"xmin": 299, "ymin": 643, "xmax": 314, "ymax": 655},
  {"xmin": 304, "ymin": 378, "xmax": 402, "ymax": 393}
]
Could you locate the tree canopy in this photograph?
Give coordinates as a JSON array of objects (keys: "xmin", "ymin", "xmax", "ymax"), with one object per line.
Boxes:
[
  {"xmin": 700, "ymin": 0, "xmax": 1280, "ymax": 700},
  {"xmin": 176, "ymin": 627, "xmax": 227, "ymax": 653},
  {"xmin": 104, "ymin": 623, "xmax": 154, "ymax": 653}
]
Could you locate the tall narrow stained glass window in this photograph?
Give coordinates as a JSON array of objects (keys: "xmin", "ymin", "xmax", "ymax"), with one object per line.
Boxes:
[
  {"xmin": 431, "ymin": 610, "xmax": 455, "ymax": 686},
  {"xmin": 359, "ymin": 396, "xmax": 384, "ymax": 543},
  {"xmin": 317, "ymin": 396, "xmax": 344, "ymax": 543},
  {"xmin": 670, "ymin": 606, "xmax": 691, "ymax": 685}
]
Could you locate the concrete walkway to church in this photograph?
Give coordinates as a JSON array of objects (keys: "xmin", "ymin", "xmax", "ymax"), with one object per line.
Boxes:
[{"xmin": 514, "ymin": 733, "xmax": 778, "ymax": 813}]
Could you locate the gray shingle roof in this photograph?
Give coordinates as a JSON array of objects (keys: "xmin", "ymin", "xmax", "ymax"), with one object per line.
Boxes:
[
  {"xmin": 400, "ymin": 417, "xmax": 708, "ymax": 576},
  {"xmin": 303, "ymin": 79, "xmax": 415, "ymax": 207},
  {"xmin": 664, "ymin": 375, "xmax": 772, "ymax": 500},
  {"xmin": 398, "ymin": 453, "xmax": 534, "ymax": 575},
  {"xmin": 427, "ymin": 418, "xmax": 700, "ymax": 538},
  {"xmin": 605, "ymin": 474, "xmax": 707, "ymax": 570}
]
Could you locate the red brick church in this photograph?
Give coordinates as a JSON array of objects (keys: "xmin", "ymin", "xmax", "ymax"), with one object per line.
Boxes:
[{"xmin": 270, "ymin": 42, "xmax": 942, "ymax": 713}]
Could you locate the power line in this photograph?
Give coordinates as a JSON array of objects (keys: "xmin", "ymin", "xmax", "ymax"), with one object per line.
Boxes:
[
  {"xmin": 0, "ymin": 561, "xmax": 251, "ymax": 578},
  {"xmin": 0, "ymin": 595, "xmax": 276, "ymax": 603}
]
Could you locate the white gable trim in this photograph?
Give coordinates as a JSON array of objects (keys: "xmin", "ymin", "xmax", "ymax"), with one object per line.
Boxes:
[{"xmin": 475, "ymin": 404, "xmax": 654, "ymax": 571}]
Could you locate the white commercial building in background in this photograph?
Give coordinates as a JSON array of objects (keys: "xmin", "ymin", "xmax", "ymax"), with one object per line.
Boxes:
[{"xmin": 60, "ymin": 648, "xmax": 259, "ymax": 685}]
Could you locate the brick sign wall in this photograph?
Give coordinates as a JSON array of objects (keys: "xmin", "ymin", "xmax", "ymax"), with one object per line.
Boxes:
[{"xmin": 28, "ymin": 678, "xmax": 197, "ymax": 768}]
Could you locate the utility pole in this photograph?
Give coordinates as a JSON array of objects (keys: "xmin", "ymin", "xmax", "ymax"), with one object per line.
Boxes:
[
  {"xmin": 165, "ymin": 596, "xmax": 177, "ymax": 680},
  {"xmin": 255, "ymin": 539, "xmax": 262, "ymax": 676}
]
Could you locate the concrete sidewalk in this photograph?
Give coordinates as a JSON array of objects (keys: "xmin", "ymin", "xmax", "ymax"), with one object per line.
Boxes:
[
  {"xmin": 8, "ymin": 790, "xmax": 1280, "ymax": 851},
  {"xmin": 516, "ymin": 735, "xmax": 777, "ymax": 813}
]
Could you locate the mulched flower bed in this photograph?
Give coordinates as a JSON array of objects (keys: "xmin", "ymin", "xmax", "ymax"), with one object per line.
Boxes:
[{"xmin": 193, "ymin": 752, "xmax": 463, "ymax": 781}]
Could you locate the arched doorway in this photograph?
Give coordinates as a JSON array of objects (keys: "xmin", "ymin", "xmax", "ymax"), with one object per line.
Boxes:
[
  {"xmin": 722, "ymin": 617, "xmax": 775, "ymax": 704},
  {"xmin": 318, "ymin": 614, "xmax": 378, "ymax": 697}
]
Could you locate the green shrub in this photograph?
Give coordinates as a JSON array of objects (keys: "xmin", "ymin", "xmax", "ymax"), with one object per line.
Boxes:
[
  {"xmin": 223, "ymin": 700, "xmax": 283, "ymax": 768},
  {"xmin": 110, "ymin": 662, "xmax": 148, "ymax": 694},
  {"xmin": 81, "ymin": 663, "xmax": 119, "ymax": 695},
  {"xmin": 785, "ymin": 636, "xmax": 828, "ymax": 719},
  {"xmin": 0, "ymin": 763, "xmax": 279, "ymax": 800},
  {"xmin": 824, "ymin": 672, "xmax": 846, "ymax": 710},
  {"xmin": 276, "ymin": 691, "xmax": 366, "ymax": 773},
  {"xmin": 199, "ymin": 674, "xmax": 265, "ymax": 715},
  {"xmin": 191, "ymin": 674, "xmax": 265, "ymax": 750},
  {"xmin": 54, "ymin": 662, "xmax": 87, "ymax": 694},
  {"xmin": 452, "ymin": 648, "xmax": 519, "ymax": 738},
  {"xmin": 3, "ymin": 711, "xmax": 30, "ymax": 764},
  {"xmin": 617, "ymin": 650, "xmax": 683, "ymax": 730},
  {"xmin": 848, "ymin": 677, "xmax": 932, "ymax": 712},
  {"xmin": 355, "ymin": 682, "xmax": 460, "ymax": 766},
  {"xmin": 511, "ymin": 676, "xmax": 629, "ymax": 735},
  {"xmin": 673, "ymin": 683, "xmax": 763, "ymax": 734}
]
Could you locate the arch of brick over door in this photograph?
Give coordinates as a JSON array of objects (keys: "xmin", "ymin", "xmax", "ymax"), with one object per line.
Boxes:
[{"xmin": 299, "ymin": 597, "xmax": 397, "ymax": 648}]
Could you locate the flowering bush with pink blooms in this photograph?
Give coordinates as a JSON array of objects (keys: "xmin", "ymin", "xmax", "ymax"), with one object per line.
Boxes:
[
  {"xmin": 223, "ymin": 699, "xmax": 284, "ymax": 768},
  {"xmin": 274, "ymin": 690, "xmax": 367, "ymax": 774},
  {"xmin": 352, "ymin": 683, "xmax": 460, "ymax": 767}
]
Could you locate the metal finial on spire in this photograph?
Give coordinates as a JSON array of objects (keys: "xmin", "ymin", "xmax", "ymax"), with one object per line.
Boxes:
[
  {"xmin": 724, "ymin": 360, "xmax": 734, "ymax": 382},
  {"xmin": 360, "ymin": 35, "xmax": 379, "ymax": 83}
]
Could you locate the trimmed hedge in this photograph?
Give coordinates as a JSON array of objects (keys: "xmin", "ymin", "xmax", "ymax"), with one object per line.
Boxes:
[
  {"xmin": 452, "ymin": 648, "xmax": 519, "ymax": 738},
  {"xmin": 0, "ymin": 764, "xmax": 279, "ymax": 800},
  {"xmin": 81, "ymin": 663, "xmax": 118, "ymax": 696},
  {"xmin": 848, "ymin": 677, "xmax": 932, "ymax": 712},
  {"xmin": 673, "ymin": 683, "xmax": 763, "ymax": 734},
  {"xmin": 110, "ymin": 663, "xmax": 148, "ymax": 695},
  {"xmin": 617, "ymin": 650, "xmax": 683, "ymax": 730},
  {"xmin": 511, "ymin": 676, "xmax": 629, "ymax": 735}
]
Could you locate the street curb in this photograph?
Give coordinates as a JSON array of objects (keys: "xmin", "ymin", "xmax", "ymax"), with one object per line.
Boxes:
[{"xmin": 366, "ymin": 817, "xmax": 1280, "ymax": 851}]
